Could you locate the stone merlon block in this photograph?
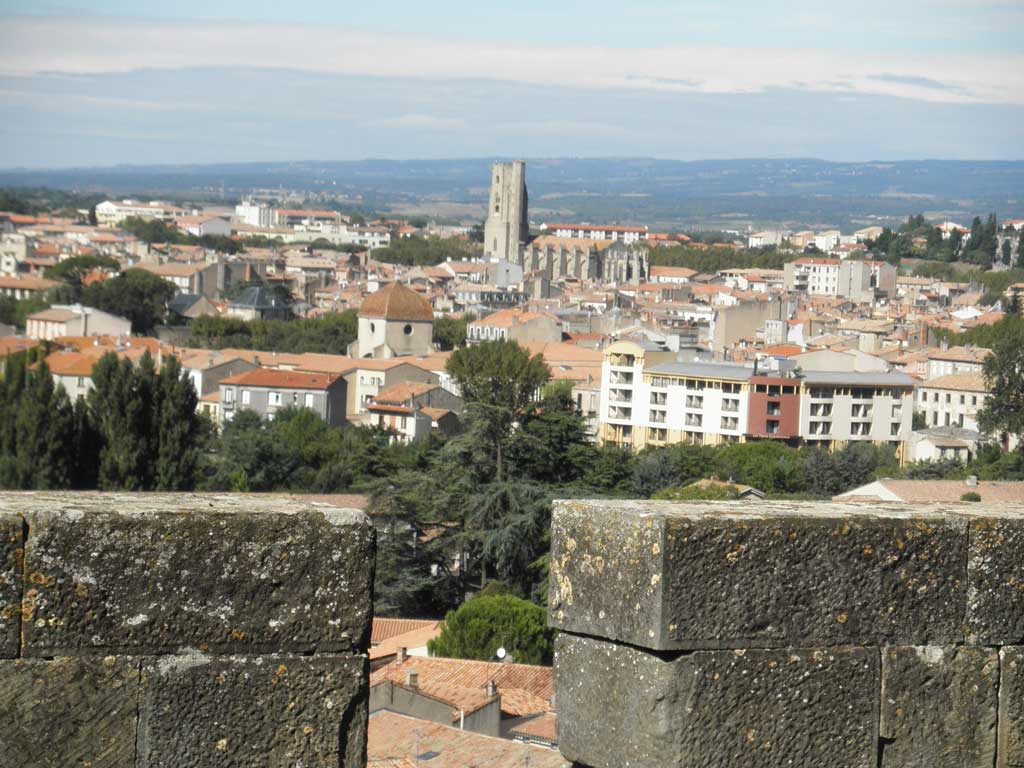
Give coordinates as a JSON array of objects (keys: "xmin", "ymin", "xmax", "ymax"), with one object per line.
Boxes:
[
  {"xmin": 555, "ymin": 633, "xmax": 879, "ymax": 768},
  {"xmin": 549, "ymin": 500, "xmax": 973, "ymax": 650},
  {"xmin": 0, "ymin": 656, "xmax": 141, "ymax": 768},
  {"xmin": 880, "ymin": 645, "xmax": 998, "ymax": 768},
  {"xmin": 4, "ymin": 493, "xmax": 374, "ymax": 657},
  {"xmin": 967, "ymin": 513, "xmax": 1024, "ymax": 645},
  {"xmin": 999, "ymin": 646, "xmax": 1024, "ymax": 768},
  {"xmin": 0, "ymin": 513, "xmax": 24, "ymax": 659},
  {"xmin": 137, "ymin": 653, "xmax": 368, "ymax": 768}
]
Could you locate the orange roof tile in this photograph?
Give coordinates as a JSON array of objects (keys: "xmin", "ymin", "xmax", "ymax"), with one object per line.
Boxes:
[
  {"xmin": 368, "ymin": 711, "xmax": 568, "ymax": 768},
  {"xmin": 219, "ymin": 368, "xmax": 340, "ymax": 390},
  {"xmin": 359, "ymin": 283, "xmax": 434, "ymax": 322}
]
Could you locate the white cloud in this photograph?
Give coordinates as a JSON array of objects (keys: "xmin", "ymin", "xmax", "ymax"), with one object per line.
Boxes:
[{"xmin": 1, "ymin": 17, "xmax": 1021, "ymax": 105}]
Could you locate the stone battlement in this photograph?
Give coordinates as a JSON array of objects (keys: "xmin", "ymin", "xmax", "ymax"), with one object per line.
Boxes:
[
  {"xmin": 0, "ymin": 493, "xmax": 375, "ymax": 768},
  {"xmin": 549, "ymin": 500, "xmax": 1024, "ymax": 768}
]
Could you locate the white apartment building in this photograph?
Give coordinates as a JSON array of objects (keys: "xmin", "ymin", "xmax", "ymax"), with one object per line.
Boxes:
[
  {"xmin": 748, "ymin": 230, "xmax": 786, "ymax": 248},
  {"xmin": 784, "ymin": 258, "xmax": 840, "ymax": 296},
  {"xmin": 235, "ymin": 200, "xmax": 273, "ymax": 228},
  {"xmin": 25, "ymin": 304, "xmax": 133, "ymax": 340},
  {"xmin": 814, "ymin": 230, "xmax": 842, "ymax": 252},
  {"xmin": 545, "ymin": 223, "xmax": 649, "ymax": 245},
  {"xmin": 916, "ymin": 373, "xmax": 987, "ymax": 430},
  {"xmin": 95, "ymin": 200, "xmax": 187, "ymax": 227},
  {"xmin": 0, "ymin": 233, "xmax": 31, "ymax": 274},
  {"xmin": 598, "ymin": 339, "xmax": 753, "ymax": 451},
  {"xmin": 926, "ymin": 346, "xmax": 991, "ymax": 379},
  {"xmin": 799, "ymin": 371, "xmax": 916, "ymax": 452},
  {"xmin": 649, "ymin": 266, "xmax": 697, "ymax": 284}
]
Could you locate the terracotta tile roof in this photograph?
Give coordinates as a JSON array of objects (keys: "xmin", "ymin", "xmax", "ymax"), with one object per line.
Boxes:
[
  {"xmin": 28, "ymin": 308, "xmax": 79, "ymax": 322},
  {"xmin": 472, "ymin": 308, "xmax": 557, "ymax": 329},
  {"xmin": 40, "ymin": 350, "xmax": 100, "ymax": 377},
  {"xmin": 134, "ymin": 262, "xmax": 208, "ymax": 278},
  {"xmin": 0, "ymin": 276, "xmax": 59, "ymax": 291},
  {"xmin": 368, "ymin": 759, "xmax": 416, "ymax": 768},
  {"xmin": 372, "ymin": 618, "xmax": 441, "ymax": 644},
  {"xmin": 359, "ymin": 282, "xmax": 434, "ymax": 322},
  {"xmin": 928, "ymin": 345, "xmax": 991, "ymax": 363},
  {"xmin": 368, "ymin": 711, "xmax": 569, "ymax": 768},
  {"xmin": 373, "ymin": 381, "xmax": 437, "ymax": 405},
  {"xmin": 420, "ymin": 407, "xmax": 453, "ymax": 422},
  {"xmin": 0, "ymin": 337, "xmax": 40, "ymax": 356},
  {"xmin": 219, "ymin": 368, "xmax": 340, "ymax": 390},
  {"xmin": 371, "ymin": 656, "xmax": 553, "ymax": 717},
  {"xmin": 509, "ymin": 712, "xmax": 558, "ymax": 745},
  {"xmin": 373, "ymin": 678, "xmax": 497, "ymax": 721},
  {"xmin": 922, "ymin": 373, "xmax": 987, "ymax": 392},
  {"xmin": 650, "ymin": 265, "xmax": 698, "ymax": 278}
]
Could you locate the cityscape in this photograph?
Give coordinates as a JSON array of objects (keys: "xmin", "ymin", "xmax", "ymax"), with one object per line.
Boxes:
[{"xmin": 2, "ymin": 1, "xmax": 1024, "ymax": 767}]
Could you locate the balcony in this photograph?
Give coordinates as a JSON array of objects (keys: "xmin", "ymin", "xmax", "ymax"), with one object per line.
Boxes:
[
  {"xmin": 685, "ymin": 396, "xmax": 704, "ymax": 409},
  {"xmin": 609, "ymin": 371, "xmax": 633, "ymax": 385},
  {"xmin": 684, "ymin": 415, "xmax": 703, "ymax": 428},
  {"xmin": 722, "ymin": 399, "xmax": 740, "ymax": 413},
  {"xmin": 607, "ymin": 406, "xmax": 632, "ymax": 422},
  {"xmin": 608, "ymin": 389, "xmax": 632, "ymax": 404}
]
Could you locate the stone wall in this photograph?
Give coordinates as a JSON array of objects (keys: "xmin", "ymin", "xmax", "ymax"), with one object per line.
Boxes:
[
  {"xmin": 549, "ymin": 500, "xmax": 1024, "ymax": 768},
  {"xmin": 0, "ymin": 493, "xmax": 375, "ymax": 768}
]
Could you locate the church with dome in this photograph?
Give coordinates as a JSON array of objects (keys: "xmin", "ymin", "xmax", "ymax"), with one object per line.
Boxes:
[{"xmin": 351, "ymin": 282, "xmax": 435, "ymax": 359}]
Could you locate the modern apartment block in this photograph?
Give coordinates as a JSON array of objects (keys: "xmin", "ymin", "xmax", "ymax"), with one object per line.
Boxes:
[
  {"xmin": 798, "ymin": 371, "xmax": 916, "ymax": 452},
  {"xmin": 598, "ymin": 340, "xmax": 917, "ymax": 456}
]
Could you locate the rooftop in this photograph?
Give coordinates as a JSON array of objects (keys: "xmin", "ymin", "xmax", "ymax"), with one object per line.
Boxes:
[
  {"xmin": 359, "ymin": 282, "xmax": 434, "ymax": 322},
  {"xmin": 219, "ymin": 368, "xmax": 340, "ymax": 390}
]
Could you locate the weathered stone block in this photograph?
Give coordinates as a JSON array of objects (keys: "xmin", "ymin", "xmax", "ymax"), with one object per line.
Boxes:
[
  {"xmin": 549, "ymin": 500, "xmax": 967, "ymax": 650},
  {"xmin": 10, "ymin": 493, "xmax": 374, "ymax": 656},
  {"xmin": 879, "ymin": 645, "xmax": 998, "ymax": 768},
  {"xmin": 0, "ymin": 656, "xmax": 140, "ymax": 768},
  {"xmin": 137, "ymin": 653, "xmax": 368, "ymax": 768},
  {"xmin": 999, "ymin": 646, "xmax": 1024, "ymax": 768},
  {"xmin": 967, "ymin": 512, "xmax": 1024, "ymax": 645},
  {"xmin": 0, "ymin": 513, "xmax": 23, "ymax": 658},
  {"xmin": 555, "ymin": 633, "xmax": 879, "ymax": 768}
]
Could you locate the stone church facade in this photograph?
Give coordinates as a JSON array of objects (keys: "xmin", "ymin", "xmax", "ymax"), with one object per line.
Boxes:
[{"xmin": 520, "ymin": 235, "xmax": 648, "ymax": 284}]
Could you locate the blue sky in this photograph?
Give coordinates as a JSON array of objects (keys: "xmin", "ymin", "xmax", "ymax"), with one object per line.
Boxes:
[{"xmin": 1, "ymin": 1, "xmax": 1022, "ymax": 167}]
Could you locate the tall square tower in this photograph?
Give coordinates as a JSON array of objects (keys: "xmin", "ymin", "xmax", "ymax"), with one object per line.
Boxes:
[{"xmin": 483, "ymin": 160, "xmax": 528, "ymax": 262}]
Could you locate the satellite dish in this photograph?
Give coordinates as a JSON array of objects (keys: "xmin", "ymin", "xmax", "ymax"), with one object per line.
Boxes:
[{"xmin": 495, "ymin": 646, "xmax": 507, "ymax": 660}]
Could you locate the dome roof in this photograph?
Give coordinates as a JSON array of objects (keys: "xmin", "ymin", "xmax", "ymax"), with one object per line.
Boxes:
[{"xmin": 359, "ymin": 282, "xmax": 434, "ymax": 322}]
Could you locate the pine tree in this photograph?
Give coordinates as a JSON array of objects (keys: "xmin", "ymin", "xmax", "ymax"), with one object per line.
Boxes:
[{"xmin": 153, "ymin": 356, "xmax": 202, "ymax": 491}]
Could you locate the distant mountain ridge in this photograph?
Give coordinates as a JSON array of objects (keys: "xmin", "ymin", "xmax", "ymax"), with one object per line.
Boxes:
[{"xmin": 2, "ymin": 158, "xmax": 1021, "ymax": 230}]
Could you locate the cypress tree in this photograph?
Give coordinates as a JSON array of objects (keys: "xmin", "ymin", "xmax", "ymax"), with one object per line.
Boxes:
[{"xmin": 154, "ymin": 356, "xmax": 201, "ymax": 491}]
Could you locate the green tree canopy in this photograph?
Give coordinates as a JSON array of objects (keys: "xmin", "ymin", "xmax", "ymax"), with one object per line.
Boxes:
[
  {"xmin": 81, "ymin": 269, "xmax": 176, "ymax": 334},
  {"xmin": 446, "ymin": 340, "xmax": 550, "ymax": 481},
  {"xmin": 427, "ymin": 593, "xmax": 555, "ymax": 665},
  {"xmin": 977, "ymin": 322, "xmax": 1024, "ymax": 445}
]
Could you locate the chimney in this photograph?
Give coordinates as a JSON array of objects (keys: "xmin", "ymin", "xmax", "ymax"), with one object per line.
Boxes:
[
  {"xmin": 396, "ymin": 647, "xmax": 407, "ymax": 663},
  {"xmin": 485, "ymin": 680, "xmax": 497, "ymax": 697},
  {"xmin": 966, "ymin": 476, "xmax": 978, "ymax": 487},
  {"xmin": 406, "ymin": 670, "xmax": 418, "ymax": 688}
]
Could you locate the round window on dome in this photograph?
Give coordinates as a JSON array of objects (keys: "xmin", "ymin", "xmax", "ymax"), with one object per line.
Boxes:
[{"xmin": 404, "ymin": 324, "xmax": 413, "ymax": 335}]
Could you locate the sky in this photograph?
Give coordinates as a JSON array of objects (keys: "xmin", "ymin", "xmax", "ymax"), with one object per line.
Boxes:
[{"xmin": 1, "ymin": 0, "xmax": 1022, "ymax": 168}]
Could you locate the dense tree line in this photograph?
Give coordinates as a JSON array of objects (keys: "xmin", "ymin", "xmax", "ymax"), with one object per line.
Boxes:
[
  {"xmin": 186, "ymin": 311, "xmax": 358, "ymax": 354},
  {"xmin": 0, "ymin": 351, "xmax": 203, "ymax": 490},
  {"xmin": 649, "ymin": 245, "xmax": 790, "ymax": 273},
  {"xmin": 372, "ymin": 235, "xmax": 480, "ymax": 266}
]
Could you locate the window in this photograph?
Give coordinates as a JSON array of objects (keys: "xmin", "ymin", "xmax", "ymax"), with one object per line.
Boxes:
[
  {"xmin": 241, "ymin": 390, "xmax": 251, "ymax": 405},
  {"xmin": 305, "ymin": 393, "xmax": 314, "ymax": 408},
  {"xmin": 224, "ymin": 388, "xmax": 234, "ymax": 403},
  {"xmin": 404, "ymin": 324, "xmax": 413, "ymax": 335},
  {"xmin": 369, "ymin": 322, "xmax": 376, "ymax": 333},
  {"xmin": 268, "ymin": 391, "xmax": 282, "ymax": 406},
  {"xmin": 767, "ymin": 403, "xmax": 781, "ymax": 416},
  {"xmin": 765, "ymin": 420, "xmax": 780, "ymax": 435}
]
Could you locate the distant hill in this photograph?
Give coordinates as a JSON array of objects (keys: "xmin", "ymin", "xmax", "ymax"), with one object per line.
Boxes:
[{"xmin": 2, "ymin": 158, "xmax": 1021, "ymax": 231}]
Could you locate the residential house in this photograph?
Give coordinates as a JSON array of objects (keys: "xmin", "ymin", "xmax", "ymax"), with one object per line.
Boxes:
[
  {"xmin": 366, "ymin": 381, "xmax": 461, "ymax": 442},
  {"xmin": 467, "ymin": 308, "xmax": 561, "ymax": 345},
  {"xmin": 25, "ymin": 304, "xmax": 132, "ymax": 340},
  {"xmin": 218, "ymin": 368, "xmax": 347, "ymax": 426}
]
